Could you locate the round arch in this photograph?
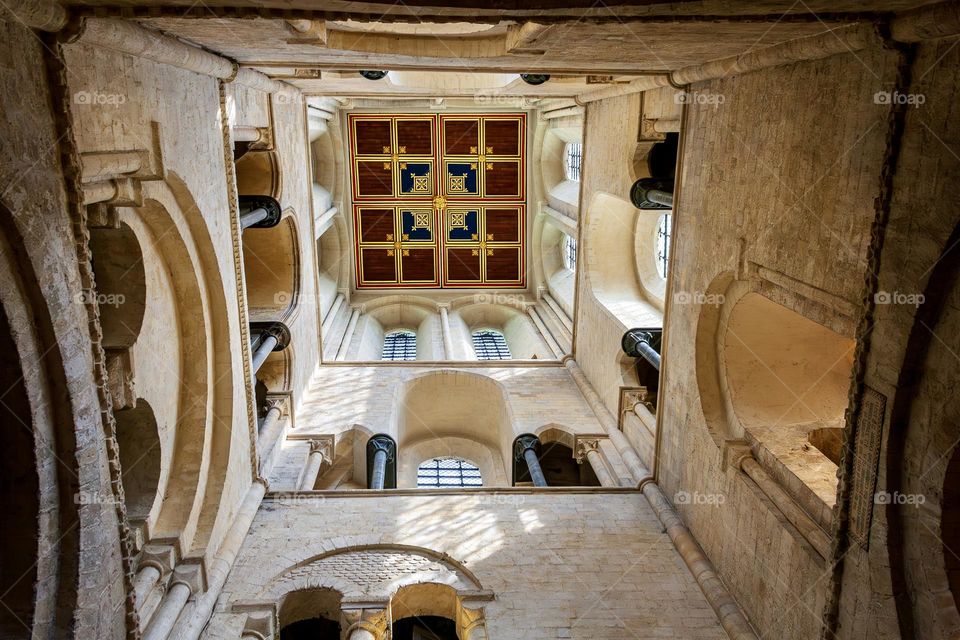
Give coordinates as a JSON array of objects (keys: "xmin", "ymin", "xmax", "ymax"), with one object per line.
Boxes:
[{"xmin": 243, "ymin": 212, "xmax": 301, "ymax": 322}]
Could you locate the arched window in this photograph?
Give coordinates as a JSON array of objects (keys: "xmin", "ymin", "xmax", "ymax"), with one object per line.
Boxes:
[
  {"xmin": 656, "ymin": 213, "xmax": 671, "ymax": 279},
  {"xmin": 417, "ymin": 457, "xmax": 482, "ymax": 488},
  {"xmin": 563, "ymin": 234, "xmax": 577, "ymax": 271},
  {"xmin": 564, "ymin": 142, "xmax": 582, "ymax": 181},
  {"xmin": 382, "ymin": 330, "xmax": 417, "ymax": 361},
  {"xmin": 472, "ymin": 329, "xmax": 511, "ymax": 360}
]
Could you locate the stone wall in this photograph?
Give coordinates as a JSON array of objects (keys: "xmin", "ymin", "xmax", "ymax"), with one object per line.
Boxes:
[{"xmin": 203, "ymin": 492, "xmax": 727, "ymax": 640}]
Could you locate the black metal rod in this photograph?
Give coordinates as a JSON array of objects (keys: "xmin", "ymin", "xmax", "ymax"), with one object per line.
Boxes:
[
  {"xmin": 251, "ymin": 334, "xmax": 278, "ymax": 374},
  {"xmin": 370, "ymin": 448, "xmax": 388, "ymax": 490},
  {"xmin": 635, "ymin": 340, "xmax": 661, "ymax": 371},
  {"xmin": 645, "ymin": 189, "xmax": 674, "ymax": 208}
]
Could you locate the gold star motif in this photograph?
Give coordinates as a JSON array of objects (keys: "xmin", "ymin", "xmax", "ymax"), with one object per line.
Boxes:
[
  {"xmin": 399, "ymin": 146, "xmax": 407, "ymax": 153},
  {"xmin": 432, "ymin": 195, "xmax": 447, "ymax": 211},
  {"xmin": 471, "ymin": 249, "xmax": 479, "ymax": 256},
  {"xmin": 486, "ymin": 146, "xmax": 493, "ymax": 154},
  {"xmin": 402, "ymin": 234, "xmax": 410, "ymax": 241},
  {"xmin": 402, "ymin": 249, "xmax": 410, "ymax": 257},
  {"xmin": 470, "ymin": 163, "xmax": 477, "ymax": 170},
  {"xmin": 386, "ymin": 233, "xmax": 394, "ymax": 241},
  {"xmin": 487, "ymin": 249, "xmax": 494, "ymax": 256},
  {"xmin": 383, "ymin": 162, "xmax": 390, "ymax": 170},
  {"xmin": 487, "ymin": 233, "xmax": 494, "ymax": 241},
  {"xmin": 470, "ymin": 146, "xmax": 477, "ymax": 154},
  {"xmin": 400, "ymin": 162, "xmax": 407, "ymax": 170},
  {"xmin": 382, "ymin": 146, "xmax": 390, "ymax": 153},
  {"xmin": 470, "ymin": 233, "xmax": 478, "ymax": 241},
  {"xmin": 387, "ymin": 249, "xmax": 395, "ymax": 256},
  {"xmin": 486, "ymin": 162, "xmax": 493, "ymax": 170}
]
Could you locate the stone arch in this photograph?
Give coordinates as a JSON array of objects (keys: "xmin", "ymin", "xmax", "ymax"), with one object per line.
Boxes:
[
  {"xmin": 392, "ymin": 582, "xmax": 489, "ymax": 640},
  {"xmin": 452, "ymin": 301, "xmax": 550, "ymax": 359},
  {"xmin": 134, "ymin": 175, "xmax": 238, "ymax": 559},
  {"xmin": 115, "ymin": 398, "xmax": 162, "ymax": 524},
  {"xmin": 236, "ymin": 148, "xmax": 282, "ymax": 200},
  {"xmin": 278, "ymin": 587, "xmax": 343, "ymax": 635},
  {"xmin": 401, "ymin": 438, "xmax": 505, "ymax": 488},
  {"xmin": 584, "ymin": 191, "xmax": 664, "ymax": 332},
  {"xmin": 534, "ymin": 424, "xmax": 600, "ymax": 487},
  {"xmin": 351, "ymin": 296, "xmax": 441, "ymax": 361},
  {"xmin": 260, "ymin": 544, "xmax": 483, "ymax": 601},
  {"xmin": 88, "ymin": 222, "xmax": 147, "ymax": 349},
  {"xmin": 885, "ymin": 219, "xmax": 960, "ymax": 640},
  {"xmin": 538, "ymin": 122, "xmax": 582, "ymax": 217},
  {"xmin": 392, "ymin": 370, "xmax": 516, "ymax": 483},
  {"xmin": 722, "ymin": 288, "xmax": 854, "ymax": 505},
  {"xmin": 0, "ymin": 203, "xmax": 81, "ymax": 636},
  {"xmin": 243, "ymin": 212, "xmax": 301, "ymax": 322}
]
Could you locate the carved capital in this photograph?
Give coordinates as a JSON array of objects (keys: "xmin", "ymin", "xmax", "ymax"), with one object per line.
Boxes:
[
  {"xmin": 341, "ymin": 602, "xmax": 389, "ymax": 638},
  {"xmin": 720, "ymin": 439, "xmax": 753, "ymax": 472},
  {"xmin": 170, "ymin": 559, "xmax": 206, "ymax": 595},
  {"xmin": 574, "ymin": 437, "xmax": 602, "ymax": 464},
  {"xmin": 308, "ymin": 436, "xmax": 335, "ymax": 462}
]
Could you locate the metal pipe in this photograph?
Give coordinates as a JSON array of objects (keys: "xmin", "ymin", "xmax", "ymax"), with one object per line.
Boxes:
[
  {"xmin": 645, "ymin": 189, "xmax": 674, "ymax": 208},
  {"xmin": 622, "ymin": 329, "xmax": 662, "ymax": 371},
  {"xmin": 370, "ymin": 448, "xmax": 388, "ymax": 490}
]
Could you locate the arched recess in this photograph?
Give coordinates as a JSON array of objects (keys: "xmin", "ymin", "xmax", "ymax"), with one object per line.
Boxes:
[
  {"xmin": 88, "ymin": 223, "xmax": 146, "ymax": 349},
  {"xmin": 131, "ymin": 175, "xmax": 237, "ymax": 559},
  {"xmin": 400, "ymin": 438, "xmax": 506, "ymax": 488},
  {"xmin": 722, "ymin": 290, "xmax": 854, "ymax": 505},
  {"xmin": 103, "ymin": 198, "xmax": 214, "ymax": 550},
  {"xmin": 538, "ymin": 122, "xmax": 582, "ymax": 217},
  {"xmin": 236, "ymin": 149, "xmax": 282, "ymax": 201},
  {"xmin": 452, "ymin": 302, "xmax": 550, "ymax": 360},
  {"xmin": 537, "ymin": 221, "xmax": 575, "ymax": 315},
  {"xmin": 392, "ymin": 370, "xmax": 515, "ymax": 484},
  {"xmin": 243, "ymin": 213, "xmax": 301, "ymax": 322},
  {"xmin": 584, "ymin": 192, "xmax": 664, "ymax": 332},
  {"xmin": 350, "ymin": 297, "xmax": 440, "ymax": 361},
  {"xmin": 536, "ymin": 426, "xmax": 600, "ymax": 487},
  {"xmin": 115, "ymin": 399, "xmax": 161, "ymax": 524},
  {"xmin": 0, "ymin": 204, "xmax": 80, "ymax": 637},
  {"xmin": 886, "ymin": 218, "xmax": 960, "ymax": 640},
  {"xmin": 392, "ymin": 583, "xmax": 488, "ymax": 640},
  {"xmin": 278, "ymin": 588, "xmax": 342, "ymax": 638},
  {"xmin": 315, "ymin": 219, "xmax": 346, "ymax": 323}
]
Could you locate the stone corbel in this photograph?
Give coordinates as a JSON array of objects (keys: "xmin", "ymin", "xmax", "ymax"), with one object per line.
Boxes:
[
  {"xmin": 341, "ymin": 599, "xmax": 389, "ymax": 639},
  {"xmin": 139, "ymin": 541, "xmax": 178, "ymax": 578},
  {"xmin": 170, "ymin": 559, "xmax": 207, "ymax": 597},
  {"xmin": 264, "ymin": 393, "xmax": 291, "ymax": 419},
  {"xmin": 81, "ymin": 121, "xmax": 165, "ymax": 214},
  {"xmin": 639, "ymin": 118, "xmax": 668, "ymax": 142},
  {"xmin": 285, "ymin": 19, "xmax": 327, "ymax": 46},
  {"xmin": 234, "ymin": 604, "xmax": 276, "ymax": 640},
  {"xmin": 619, "ymin": 387, "xmax": 655, "ymax": 424},
  {"xmin": 105, "ymin": 348, "xmax": 136, "ymax": 411}
]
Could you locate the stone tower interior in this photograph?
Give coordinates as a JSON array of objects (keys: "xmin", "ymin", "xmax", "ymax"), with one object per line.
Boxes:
[{"xmin": 1, "ymin": 1, "xmax": 960, "ymax": 638}]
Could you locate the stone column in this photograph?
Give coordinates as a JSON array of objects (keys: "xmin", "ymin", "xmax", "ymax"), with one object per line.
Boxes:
[
  {"xmin": 575, "ymin": 437, "xmax": 616, "ymax": 487},
  {"xmin": 298, "ymin": 438, "xmax": 332, "ymax": 491},
  {"xmin": 514, "ymin": 434, "xmax": 547, "ymax": 487},
  {"xmin": 439, "ymin": 304, "xmax": 454, "ymax": 359},
  {"xmin": 142, "ymin": 563, "xmax": 204, "ymax": 640},
  {"xmin": 368, "ymin": 438, "xmax": 391, "ymax": 490},
  {"xmin": 250, "ymin": 322, "xmax": 290, "ymax": 376}
]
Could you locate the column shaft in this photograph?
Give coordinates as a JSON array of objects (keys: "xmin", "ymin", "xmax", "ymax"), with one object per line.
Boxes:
[
  {"xmin": 142, "ymin": 581, "xmax": 191, "ymax": 640},
  {"xmin": 585, "ymin": 449, "xmax": 616, "ymax": 487},
  {"xmin": 133, "ymin": 565, "xmax": 161, "ymax": 608},
  {"xmin": 239, "ymin": 207, "xmax": 270, "ymax": 230},
  {"xmin": 251, "ymin": 334, "xmax": 278, "ymax": 374},
  {"xmin": 522, "ymin": 447, "xmax": 548, "ymax": 487},
  {"xmin": 439, "ymin": 306, "xmax": 454, "ymax": 359},
  {"xmin": 370, "ymin": 448, "xmax": 388, "ymax": 490},
  {"xmin": 298, "ymin": 449, "xmax": 325, "ymax": 491}
]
